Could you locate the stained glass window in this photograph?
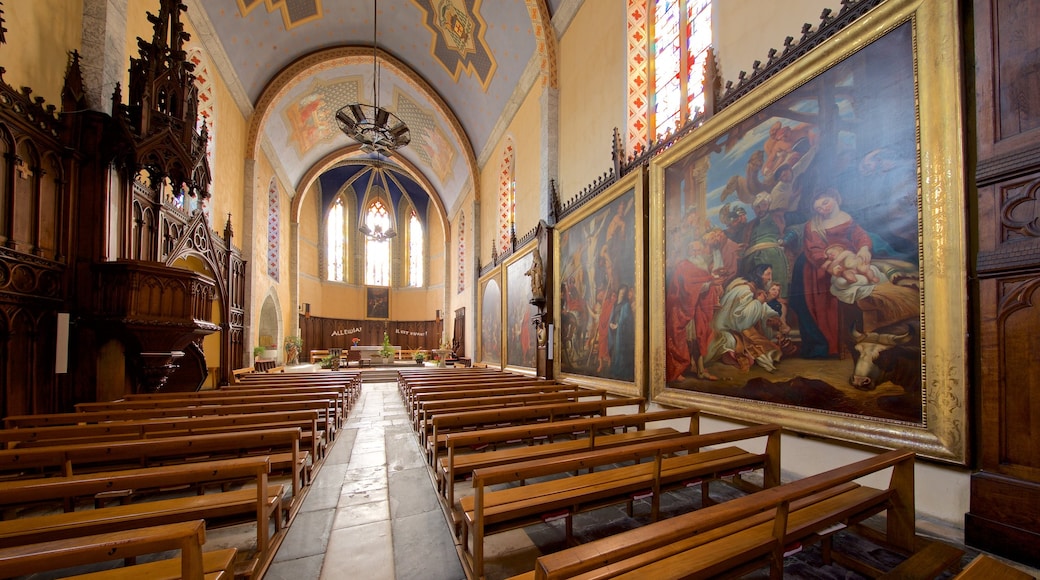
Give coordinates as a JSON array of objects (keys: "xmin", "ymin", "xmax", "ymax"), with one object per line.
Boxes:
[
  {"xmin": 408, "ymin": 210, "xmax": 423, "ymax": 287},
  {"xmin": 364, "ymin": 200, "xmax": 392, "ymax": 286},
  {"xmin": 498, "ymin": 140, "xmax": 515, "ymax": 253},
  {"xmin": 326, "ymin": 197, "xmax": 346, "ymax": 282},
  {"xmin": 267, "ymin": 178, "xmax": 280, "ymax": 281},
  {"xmin": 457, "ymin": 212, "xmax": 466, "ymax": 294},
  {"xmin": 628, "ymin": 0, "xmax": 712, "ymax": 152}
]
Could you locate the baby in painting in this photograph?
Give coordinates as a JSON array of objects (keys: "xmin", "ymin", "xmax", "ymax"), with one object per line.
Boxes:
[{"xmin": 822, "ymin": 243, "xmax": 880, "ymax": 284}]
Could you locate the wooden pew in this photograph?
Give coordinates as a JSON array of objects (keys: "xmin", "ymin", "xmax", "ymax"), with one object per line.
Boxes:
[
  {"xmin": 74, "ymin": 391, "xmax": 343, "ymax": 432},
  {"xmin": 439, "ymin": 408, "xmax": 701, "ymax": 511},
  {"xmin": 0, "ymin": 409, "xmax": 325, "ymax": 466},
  {"xmin": 0, "ymin": 456, "xmax": 281, "ymax": 578},
  {"xmin": 5, "ymin": 401, "xmax": 337, "ymax": 443},
  {"xmin": 402, "ymin": 378, "xmax": 550, "ymax": 408},
  {"xmin": 0, "ymin": 427, "xmax": 307, "ymax": 503},
  {"xmin": 526, "ymin": 449, "xmax": 924, "ymax": 580},
  {"xmin": 416, "ymin": 388, "xmax": 606, "ymax": 433},
  {"xmin": 125, "ymin": 383, "xmax": 355, "ymax": 419},
  {"xmin": 461, "ymin": 424, "xmax": 782, "ymax": 579},
  {"xmin": 0, "ymin": 520, "xmax": 236, "ymax": 580},
  {"xmin": 426, "ymin": 397, "xmax": 647, "ymax": 464},
  {"xmin": 409, "ymin": 383, "xmax": 592, "ymax": 422}
]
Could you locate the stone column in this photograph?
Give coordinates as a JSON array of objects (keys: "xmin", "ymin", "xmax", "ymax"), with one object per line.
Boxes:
[{"xmin": 80, "ymin": 0, "xmax": 128, "ymax": 114}]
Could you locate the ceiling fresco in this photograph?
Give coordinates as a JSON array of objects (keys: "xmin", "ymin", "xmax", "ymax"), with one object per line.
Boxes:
[{"xmin": 188, "ymin": 0, "xmax": 557, "ymax": 214}]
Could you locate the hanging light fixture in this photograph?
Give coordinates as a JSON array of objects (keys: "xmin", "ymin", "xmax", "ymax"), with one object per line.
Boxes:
[{"xmin": 335, "ymin": 0, "xmax": 411, "ymax": 154}]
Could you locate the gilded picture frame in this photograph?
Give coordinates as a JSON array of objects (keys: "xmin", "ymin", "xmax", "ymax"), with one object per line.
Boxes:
[
  {"xmin": 649, "ymin": 0, "xmax": 968, "ymax": 464},
  {"xmin": 503, "ymin": 246, "xmax": 538, "ymax": 372},
  {"xmin": 477, "ymin": 271, "xmax": 503, "ymax": 367},
  {"xmin": 554, "ymin": 168, "xmax": 647, "ymax": 398}
]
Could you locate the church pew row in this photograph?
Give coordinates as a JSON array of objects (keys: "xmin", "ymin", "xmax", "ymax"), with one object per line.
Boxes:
[
  {"xmin": 124, "ymin": 383, "xmax": 357, "ymax": 425},
  {"xmin": 231, "ymin": 373, "xmax": 362, "ymax": 405},
  {"xmin": 0, "ymin": 427, "xmax": 307, "ymax": 505},
  {"xmin": 4, "ymin": 400, "xmax": 337, "ymax": 443},
  {"xmin": 415, "ymin": 388, "xmax": 607, "ymax": 434},
  {"xmin": 402, "ymin": 378, "xmax": 555, "ymax": 411},
  {"xmin": 460, "ymin": 424, "xmax": 782, "ymax": 579},
  {"xmin": 0, "ymin": 520, "xmax": 236, "ymax": 580},
  {"xmin": 515, "ymin": 449, "xmax": 931, "ymax": 580},
  {"xmin": 73, "ymin": 391, "xmax": 343, "ymax": 432},
  {"xmin": 397, "ymin": 370, "xmax": 534, "ymax": 399},
  {"xmin": 0, "ymin": 409, "xmax": 325, "ymax": 467},
  {"xmin": 438, "ymin": 408, "xmax": 702, "ymax": 512},
  {"xmin": 425, "ymin": 397, "xmax": 646, "ymax": 465},
  {"xmin": 0, "ymin": 456, "xmax": 281, "ymax": 579},
  {"xmin": 409, "ymin": 383, "xmax": 600, "ymax": 422}
]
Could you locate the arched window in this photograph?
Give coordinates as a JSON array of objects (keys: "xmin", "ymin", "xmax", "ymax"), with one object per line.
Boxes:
[
  {"xmin": 627, "ymin": 0, "xmax": 712, "ymax": 152},
  {"xmin": 326, "ymin": 197, "xmax": 347, "ymax": 282},
  {"xmin": 364, "ymin": 199, "xmax": 392, "ymax": 286},
  {"xmin": 497, "ymin": 140, "xmax": 515, "ymax": 253},
  {"xmin": 407, "ymin": 210, "xmax": 423, "ymax": 287},
  {"xmin": 267, "ymin": 178, "xmax": 280, "ymax": 280},
  {"xmin": 457, "ymin": 211, "xmax": 466, "ymax": 294}
]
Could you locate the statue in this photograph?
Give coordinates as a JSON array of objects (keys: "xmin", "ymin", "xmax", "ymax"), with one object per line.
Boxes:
[{"xmin": 525, "ymin": 245, "xmax": 545, "ymax": 302}]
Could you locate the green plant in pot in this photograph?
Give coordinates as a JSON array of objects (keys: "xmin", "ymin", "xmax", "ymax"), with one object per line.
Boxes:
[
  {"xmin": 413, "ymin": 351, "xmax": 426, "ymax": 365},
  {"xmin": 253, "ymin": 346, "xmax": 266, "ymax": 360},
  {"xmin": 319, "ymin": 354, "xmax": 336, "ymax": 369},
  {"xmin": 379, "ymin": 333, "xmax": 395, "ymax": 363}
]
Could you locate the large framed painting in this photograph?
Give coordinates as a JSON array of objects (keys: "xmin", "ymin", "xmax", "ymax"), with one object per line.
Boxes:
[
  {"xmin": 504, "ymin": 248, "xmax": 537, "ymax": 370},
  {"xmin": 366, "ymin": 286, "xmax": 389, "ymax": 319},
  {"xmin": 650, "ymin": 0, "xmax": 968, "ymax": 464},
  {"xmin": 478, "ymin": 274, "xmax": 502, "ymax": 366},
  {"xmin": 554, "ymin": 168, "xmax": 646, "ymax": 397}
]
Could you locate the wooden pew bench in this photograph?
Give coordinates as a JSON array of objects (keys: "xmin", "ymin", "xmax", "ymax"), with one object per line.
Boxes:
[
  {"xmin": 416, "ymin": 388, "xmax": 606, "ymax": 433},
  {"xmin": 74, "ymin": 391, "xmax": 343, "ymax": 433},
  {"xmin": 461, "ymin": 424, "xmax": 782, "ymax": 579},
  {"xmin": 5, "ymin": 400, "xmax": 337, "ymax": 443},
  {"xmin": 0, "ymin": 456, "xmax": 281, "ymax": 579},
  {"xmin": 408, "ymin": 383, "xmax": 593, "ymax": 422},
  {"xmin": 525, "ymin": 449, "xmax": 929, "ymax": 580},
  {"xmin": 426, "ymin": 397, "xmax": 647, "ymax": 465},
  {"xmin": 0, "ymin": 520, "xmax": 236, "ymax": 580},
  {"xmin": 0, "ymin": 427, "xmax": 307, "ymax": 505},
  {"xmin": 952, "ymin": 554, "xmax": 1035, "ymax": 580},
  {"xmin": 0, "ymin": 410, "xmax": 326, "ymax": 468},
  {"xmin": 439, "ymin": 408, "xmax": 701, "ymax": 510},
  {"xmin": 402, "ymin": 378, "xmax": 550, "ymax": 409}
]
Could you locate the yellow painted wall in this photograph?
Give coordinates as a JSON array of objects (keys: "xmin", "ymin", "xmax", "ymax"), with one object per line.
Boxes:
[
  {"xmin": 511, "ymin": 83, "xmax": 543, "ymax": 240},
  {"xmin": 480, "ymin": 81, "xmax": 544, "ymax": 256},
  {"xmin": 3, "ymin": 0, "xmax": 83, "ymax": 107},
  {"xmin": 714, "ymin": 0, "xmax": 841, "ymax": 81},
  {"xmin": 557, "ymin": 1, "xmax": 626, "ymax": 199}
]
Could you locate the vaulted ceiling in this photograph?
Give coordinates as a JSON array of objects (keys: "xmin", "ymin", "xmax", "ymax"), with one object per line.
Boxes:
[{"xmin": 185, "ymin": 0, "xmax": 570, "ymax": 214}]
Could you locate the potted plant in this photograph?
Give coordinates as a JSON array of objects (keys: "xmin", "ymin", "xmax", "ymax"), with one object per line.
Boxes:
[
  {"xmin": 413, "ymin": 351, "xmax": 426, "ymax": 366},
  {"xmin": 284, "ymin": 335, "xmax": 303, "ymax": 366},
  {"xmin": 319, "ymin": 354, "xmax": 337, "ymax": 370},
  {"xmin": 379, "ymin": 333, "xmax": 395, "ymax": 364},
  {"xmin": 253, "ymin": 346, "xmax": 266, "ymax": 361}
]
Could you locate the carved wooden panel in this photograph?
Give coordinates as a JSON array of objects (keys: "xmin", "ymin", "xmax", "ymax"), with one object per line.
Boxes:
[
  {"xmin": 978, "ymin": 275, "xmax": 1040, "ymax": 477},
  {"xmin": 969, "ymin": 0, "xmax": 1040, "ymax": 566}
]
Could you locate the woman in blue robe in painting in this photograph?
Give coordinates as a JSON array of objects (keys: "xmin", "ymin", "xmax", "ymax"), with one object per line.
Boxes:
[{"xmin": 607, "ymin": 285, "xmax": 635, "ymax": 381}]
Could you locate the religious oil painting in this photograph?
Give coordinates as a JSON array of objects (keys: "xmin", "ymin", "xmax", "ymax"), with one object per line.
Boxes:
[
  {"xmin": 650, "ymin": 0, "xmax": 969, "ymax": 464},
  {"xmin": 479, "ymin": 277, "xmax": 502, "ymax": 365},
  {"xmin": 366, "ymin": 286, "xmax": 389, "ymax": 319},
  {"xmin": 505, "ymin": 250, "xmax": 537, "ymax": 369},
  {"xmin": 555, "ymin": 169, "xmax": 645, "ymax": 396}
]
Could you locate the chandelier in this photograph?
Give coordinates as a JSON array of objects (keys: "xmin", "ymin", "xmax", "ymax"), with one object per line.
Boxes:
[{"xmin": 335, "ymin": 0, "xmax": 410, "ymax": 154}]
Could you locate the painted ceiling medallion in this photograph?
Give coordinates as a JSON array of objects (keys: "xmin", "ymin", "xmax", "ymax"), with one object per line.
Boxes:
[
  {"xmin": 437, "ymin": 0, "xmax": 476, "ymax": 56},
  {"xmin": 415, "ymin": 0, "xmax": 496, "ymax": 90},
  {"xmin": 237, "ymin": 0, "xmax": 322, "ymax": 31}
]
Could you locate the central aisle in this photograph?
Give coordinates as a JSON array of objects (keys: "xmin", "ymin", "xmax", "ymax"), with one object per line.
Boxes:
[{"xmin": 265, "ymin": 381, "xmax": 465, "ymax": 580}]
